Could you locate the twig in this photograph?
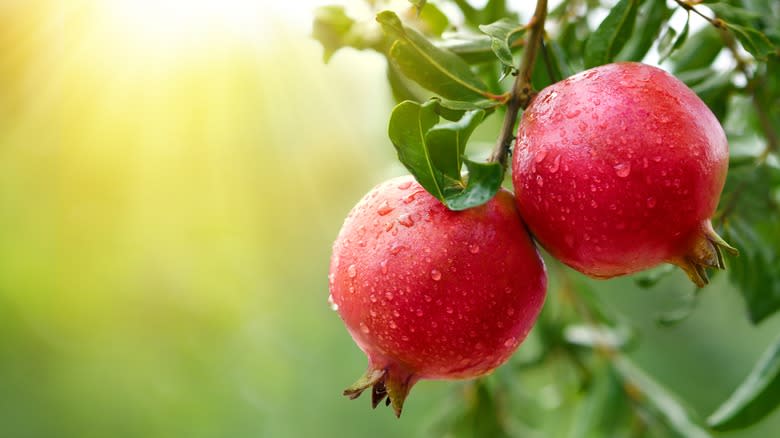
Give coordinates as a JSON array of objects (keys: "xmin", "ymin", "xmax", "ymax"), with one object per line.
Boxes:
[
  {"xmin": 488, "ymin": 0, "xmax": 548, "ymax": 167},
  {"xmin": 672, "ymin": 0, "xmax": 727, "ymax": 30}
]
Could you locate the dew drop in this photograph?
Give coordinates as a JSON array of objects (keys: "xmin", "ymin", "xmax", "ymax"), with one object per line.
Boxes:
[
  {"xmin": 504, "ymin": 337, "xmax": 516, "ymax": 347},
  {"xmin": 389, "ymin": 321, "xmax": 397, "ymax": 329},
  {"xmin": 398, "ymin": 213, "xmax": 414, "ymax": 227},
  {"xmin": 377, "ymin": 201, "xmax": 394, "ymax": 216},
  {"xmin": 431, "ymin": 269, "xmax": 442, "ymax": 281},
  {"xmin": 536, "ymin": 175, "xmax": 544, "ymax": 187},
  {"xmin": 534, "ymin": 149, "xmax": 548, "ymax": 163},
  {"xmin": 347, "ymin": 264, "xmax": 357, "ymax": 278},
  {"xmin": 385, "ymin": 291, "xmax": 394, "ymax": 301},
  {"xmin": 397, "ymin": 180, "xmax": 412, "ymax": 190},
  {"xmin": 549, "ymin": 155, "xmax": 561, "ymax": 173},
  {"xmin": 646, "ymin": 197, "xmax": 657, "ymax": 208},
  {"xmin": 369, "ymin": 294, "xmax": 377, "ymax": 303},
  {"xmin": 506, "ymin": 308, "xmax": 515, "ymax": 316},
  {"xmin": 390, "ymin": 243, "xmax": 405, "ymax": 255},
  {"xmin": 327, "ymin": 294, "xmax": 339, "ymax": 311},
  {"xmin": 590, "ymin": 199, "xmax": 598, "ymax": 208},
  {"xmin": 416, "ymin": 309, "xmax": 424, "ymax": 317},
  {"xmin": 369, "ymin": 309, "xmax": 377, "ymax": 317},
  {"xmin": 393, "ymin": 310, "xmax": 400, "ymax": 317},
  {"xmin": 380, "ymin": 260, "xmax": 388, "ymax": 274},
  {"xmin": 565, "ymin": 109, "xmax": 581, "ymax": 119},
  {"xmin": 446, "ymin": 306, "xmax": 454, "ymax": 314},
  {"xmin": 469, "ymin": 243, "xmax": 480, "ymax": 254},
  {"xmin": 359, "ymin": 322, "xmax": 370, "ymax": 334},
  {"xmin": 613, "ymin": 162, "xmax": 631, "ymax": 178}
]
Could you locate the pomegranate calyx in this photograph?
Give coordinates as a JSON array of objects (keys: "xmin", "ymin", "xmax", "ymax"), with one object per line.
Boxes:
[
  {"xmin": 343, "ymin": 365, "xmax": 418, "ymax": 418},
  {"xmin": 668, "ymin": 221, "xmax": 739, "ymax": 287}
]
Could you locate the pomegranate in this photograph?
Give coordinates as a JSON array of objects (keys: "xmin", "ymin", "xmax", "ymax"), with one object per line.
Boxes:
[
  {"xmin": 512, "ymin": 62, "xmax": 736, "ymax": 286},
  {"xmin": 329, "ymin": 175, "xmax": 546, "ymax": 417}
]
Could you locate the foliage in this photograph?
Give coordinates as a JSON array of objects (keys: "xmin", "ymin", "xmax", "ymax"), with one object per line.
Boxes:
[{"xmin": 314, "ymin": 0, "xmax": 780, "ymax": 434}]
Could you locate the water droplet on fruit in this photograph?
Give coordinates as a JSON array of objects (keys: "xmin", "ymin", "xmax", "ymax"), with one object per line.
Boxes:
[
  {"xmin": 549, "ymin": 155, "xmax": 561, "ymax": 173},
  {"xmin": 393, "ymin": 310, "xmax": 400, "ymax": 317},
  {"xmin": 389, "ymin": 321, "xmax": 397, "ymax": 329},
  {"xmin": 613, "ymin": 162, "xmax": 631, "ymax": 178},
  {"xmin": 359, "ymin": 323, "xmax": 370, "ymax": 334},
  {"xmin": 507, "ymin": 308, "xmax": 515, "ymax": 316},
  {"xmin": 377, "ymin": 201, "xmax": 393, "ymax": 216},
  {"xmin": 380, "ymin": 260, "xmax": 388, "ymax": 274},
  {"xmin": 385, "ymin": 291, "xmax": 394, "ymax": 300},
  {"xmin": 565, "ymin": 109, "xmax": 581, "ymax": 119},
  {"xmin": 398, "ymin": 213, "xmax": 414, "ymax": 227},
  {"xmin": 416, "ymin": 309, "xmax": 424, "ymax": 317},
  {"xmin": 347, "ymin": 264, "xmax": 357, "ymax": 278},
  {"xmin": 445, "ymin": 306, "xmax": 453, "ymax": 314},
  {"xmin": 328, "ymin": 294, "xmax": 338, "ymax": 311},
  {"xmin": 504, "ymin": 337, "xmax": 516, "ymax": 347},
  {"xmin": 369, "ymin": 309, "xmax": 376, "ymax": 317},
  {"xmin": 369, "ymin": 294, "xmax": 377, "ymax": 303},
  {"xmin": 590, "ymin": 199, "xmax": 598, "ymax": 208},
  {"xmin": 647, "ymin": 197, "xmax": 656, "ymax": 208},
  {"xmin": 431, "ymin": 269, "xmax": 442, "ymax": 281},
  {"xmin": 536, "ymin": 175, "xmax": 544, "ymax": 187},
  {"xmin": 534, "ymin": 149, "xmax": 548, "ymax": 163},
  {"xmin": 397, "ymin": 181, "xmax": 412, "ymax": 190},
  {"xmin": 390, "ymin": 243, "xmax": 405, "ymax": 255},
  {"xmin": 468, "ymin": 243, "xmax": 480, "ymax": 254}
]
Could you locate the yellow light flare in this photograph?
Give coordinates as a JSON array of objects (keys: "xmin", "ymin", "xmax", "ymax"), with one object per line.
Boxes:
[{"xmin": 98, "ymin": 0, "xmax": 274, "ymax": 52}]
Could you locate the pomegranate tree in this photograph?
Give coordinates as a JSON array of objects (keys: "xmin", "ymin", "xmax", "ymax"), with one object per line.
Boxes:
[
  {"xmin": 329, "ymin": 175, "xmax": 546, "ymax": 416},
  {"xmin": 512, "ymin": 62, "xmax": 736, "ymax": 286}
]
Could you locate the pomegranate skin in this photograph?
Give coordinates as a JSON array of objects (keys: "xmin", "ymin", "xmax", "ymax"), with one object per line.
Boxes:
[
  {"xmin": 330, "ymin": 175, "xmax": 546, "ymax": 416},
  {"xmin": 512, "ymin": 62, "xmax": 732, "ymax": 282}
]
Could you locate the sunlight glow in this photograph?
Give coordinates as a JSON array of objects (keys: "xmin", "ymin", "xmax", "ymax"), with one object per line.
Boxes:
[{"xmin": 101, "ymin": 0, "xmax": 274, "ymax": 50}]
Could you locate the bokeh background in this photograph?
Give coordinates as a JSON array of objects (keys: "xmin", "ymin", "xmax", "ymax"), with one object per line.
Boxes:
[{"xmin": 0, "ymin": 0, "xmax": 778, "ymax": 436}]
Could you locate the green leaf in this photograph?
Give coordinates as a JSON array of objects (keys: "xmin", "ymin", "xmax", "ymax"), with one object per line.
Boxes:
[
  {"xmin": 377, "ymin": 11, "xmax": 494, "ymax": 102},
  {"xmin": 719, "ymin": 164, "xmax": 780, "ymax": 323},
  {"xmin": 726, "ymin": 23, "xmax": 776, "ymax": 60},
  {"xmin": 416, "ymin": 3, "xmax": 449, "ymax": 37},
  {"xmin": 312, "ymin": 6, "xmax": 356, "ymax": 62},
  {"xmin": 425, "ymin": 110, "xmax": 486, "ymax": 182},
  {"xmin": 444, "ymin": 160, "xmax": 503, "ymax": 211},
  {"xmin": 478, "ymin": 18, "xmax": 525, "ymax": 68},
  {"xmin": 708, "ymin": 333, "xmax": 780, "ymax": 430},
  {"xmin": 705, "ymin": 3, "xmax": 762, "ymax": 25},
  {"xmin": 659, "ymin": 13, "xmax": 690, "ymax": 62},
  {"xmin": 584, "ymin": 0, "xmax": 640, "ymax": 68},
  {"xmin": 569, "ymin": 365, "xmax": 632, "ymax": 438},
  {"xmin": 613, "ymin": 357, "xmax": 712, "ymax": 438},
  {"xmin": 620, "ymin": 0, "xmax": 674, "ymax": 62},
  {"xmin": 671, "ymin": 27, "xmax": 723, "ymax": 74},
  {"xmin": 408, "ymin": 0, "xmax": 426, "ymax": 11},
  {"xmin": 388, "ymin": 100, "xmax": 448, "ymax": 201}
]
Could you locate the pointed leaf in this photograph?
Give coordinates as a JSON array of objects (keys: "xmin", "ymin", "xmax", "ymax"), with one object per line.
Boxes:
[
  {"xmin": 708, "ymin": 334, "xmax": 780, "ymax": 430},
  {"xmin": 444, "ymin": 160, "xmax": 503, "ymax": 211},
  {"xmin": 425, "ymin": 110, "xmax": 486, "ymax": 181},
  {"xmin": 478, "ymin": 18, "xmax": 525, "ymax": 68},
  {"xmin": 726, "ymin": 23, "xmax": 776, "ymax": 60},
  {"xmin": 620, "ymin": 0, "xmax": 674, "ymax": 62},
  {"xmin": 584, "ymin": 0, "xmax": 640, "ymax": 68},
  {"xmin": 613, "ymin": 357, "xmax": 711, "ymax": 438},
  {"xmin": 377, "ymin": 11, "xmax": 494, "ymax": 102},
  {"xmin": 659, "ymin": 13, "xmax": 690, "ymax": 62},
  {"xmin": 312, "ymin": 6, "xmax": 356, "ymax": 62},
  {"xmin": 388, "ymin": 100, "xmax": 447, "ymax": 201}
]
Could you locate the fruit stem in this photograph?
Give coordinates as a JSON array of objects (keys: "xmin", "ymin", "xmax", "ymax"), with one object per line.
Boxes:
[
  {"xmin": 343, "ymin": 364, "xmax": 418, "ymax": 418},
  {"xmin": 667, "ymin": 221, "xmax": 739, "ymax": 288},
  {"xmin": 488, "ymin": 0, "xmax": 548, "ymax": 168}
]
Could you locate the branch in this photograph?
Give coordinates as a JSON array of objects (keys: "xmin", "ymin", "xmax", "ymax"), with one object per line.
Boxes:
[
  {"xmin": 488, "ymin": 0, "xmax": 548, "ymax": 167},
  {"xmin": 672, "ymin": 0, "xmax": 727, "ymax": 30}
]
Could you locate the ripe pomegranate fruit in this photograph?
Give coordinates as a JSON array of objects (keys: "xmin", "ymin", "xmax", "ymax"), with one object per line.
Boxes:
[
  {"xmin": 512, "ymin": 62, "xmax": 736, "ymax": 286},
  {"xmin": 329, "ymin": 175, "xmax": 546, "ymax": 417}
]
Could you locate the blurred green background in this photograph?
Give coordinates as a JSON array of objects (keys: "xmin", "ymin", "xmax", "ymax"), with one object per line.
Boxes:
[{"xmin": 0, "ymin": 0, "xmax": 779, "ymax": 437}]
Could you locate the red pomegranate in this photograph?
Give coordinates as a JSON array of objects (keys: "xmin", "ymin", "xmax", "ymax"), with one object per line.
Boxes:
[
  {"xmin": 329, "ymin": 175, "xmax": 546, "ymax": 416},
  {"xmin": 512, "ymin": 62, "xmax": 736, "ymax": 286}
]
